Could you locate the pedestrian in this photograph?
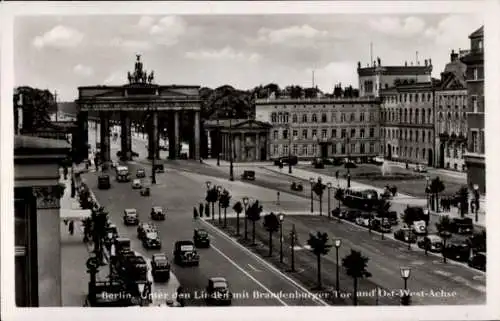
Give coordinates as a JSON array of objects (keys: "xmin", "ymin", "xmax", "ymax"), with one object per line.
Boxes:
[
  {"xmin": 63, "ymin": 166, "xmax": 68, "ymax": 180},
  {"xmin": 193, "ymin": 207, "xmax": 199, "ymax": 220},
  {"xmin": 69, "ymin": 220, "xmax": 74, "ymax": 235},
  {"xmin": 71, "ymin": 178, "xmax": 76, "ymax": 198},
  {"xmin": 199, "ymin": 203, "xmax": 204, "ymax": 217}
]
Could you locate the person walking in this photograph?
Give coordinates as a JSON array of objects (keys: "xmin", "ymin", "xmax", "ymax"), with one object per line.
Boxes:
[{"xmin": 69, "ymin": 220, "xmax": 74, "ymax": 235}]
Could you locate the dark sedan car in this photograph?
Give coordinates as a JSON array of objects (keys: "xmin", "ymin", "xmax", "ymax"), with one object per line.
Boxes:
[
  {"xmin": 443, "ymin": 238, "xmax": 470, "ymax": 262},
  {"xmin": 136, "ymin": 168, "xmax": 146, "ymax": 178},
  {"xmin": 142, "ymin": 231, "xmax": 162, "ymax": 249},
  {"xmin": 151, "ymin": 253, "xmax": 171, "ymax": 282},
  {"xmin": 468, "ymin": 252, "xmax": 486, "ymax": 271},
  {"xmin": 394, "ymin": 228, "xmax": 417, "ymax": 244}
]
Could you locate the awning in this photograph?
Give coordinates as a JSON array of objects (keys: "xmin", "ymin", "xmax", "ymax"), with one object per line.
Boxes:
[{"xmin": 60, "ymin": 209, "xmax": 91, "ymax": 220}]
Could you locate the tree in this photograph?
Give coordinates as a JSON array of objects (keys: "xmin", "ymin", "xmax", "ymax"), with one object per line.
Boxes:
[
  {"xmin": 307, "ymin": 231, "xmax": 332, "ymax": 289},
  {"xmin": 204, "ymin": 202, "xmax": 210, "ymax": 217},
  {"xmin": 232, "ymin": 201, "xmax": 244, "ymax": 236},
  {"xmin": 313, "ymin": 178, "xmax": 326, "ymax": 216},
  {"xmin": 429, "ymin": 177, "xmax": 445, "ymax": 212},
  {"xmin": 376, "ymin": 199, "xmax": 391, "ymax": 239},
  {"xmin": 342, "ymin": 250, "xmax": 372, "ymax": 306},
  {"xmin": 455, "ymin": 186, "xmax": 469, "ymax": 218},
  {"xmin": 14, "ymin": 86, "xmax": 54, "ymax": 132},
  {"xmin": 205, "ymin": 187, "xmax": 219, "ymax": 221},
  {"xmin": 246, "ymin": 200, "xmax": 263, "ymax": 245},
  {"xmin": 435, "ymin": 215, "xmax": 453, "ymax": 263},
  {"xmin": 219, "ymin": 189, "xmax": 232, "ymax": 227},
  {"xmin": 402, "ymin": 206, "xmax": 418, "ymax": 249},
  {"xmin": 263, "ymin": 212, "xmax": 280, "ymax": 257}
]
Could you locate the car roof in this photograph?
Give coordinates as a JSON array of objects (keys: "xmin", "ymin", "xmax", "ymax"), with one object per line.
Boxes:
[
  {"xmin": 153, "ymin": 206, "xmax": 163, "ymax": 210},
  {"xmin": 176, "ymin": 240, "xmax": 194, "ymax": 245},
  {"xmin": 125, "ymin": 208, "xmax": 137, "ymax": 213},
  {"xmin": 210, "ymin": 277, "xmax": 227, "ymax": 283},
  {"xmin": 427, "ymin": 235, "xmax": 443, "ymax": 241}
]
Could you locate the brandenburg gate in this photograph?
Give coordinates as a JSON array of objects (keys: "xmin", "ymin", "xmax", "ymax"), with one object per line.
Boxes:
[{"xmin": 74, "ymin": 55, "xmax": 201, "ymax": 165}]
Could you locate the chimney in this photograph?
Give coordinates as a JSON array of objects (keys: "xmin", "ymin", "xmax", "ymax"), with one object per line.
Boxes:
[{"xmin": 450, "ymin": 49, "xmax": 458, "ymax": 62}]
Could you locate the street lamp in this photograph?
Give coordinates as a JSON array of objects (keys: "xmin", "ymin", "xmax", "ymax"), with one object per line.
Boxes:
[
  {"xmin": 327, "ymin": 182, "xmax": 332, "ymax": 219},
  {"xmin": 290, "ymin": 224, "xmax": 297, "ymax": 272},
  {"xmin": 367, "ymin": 194, "xmax": 373, "ymax": 233},
  {"xmin": 243, "ymin": 197, "xmax": 249, "ymax": 240},
  {"xmin": 334, "ymin": 239, "xmax": 342, "ymax": 296},
  {"xmin": 279, "ymin": 213, "xmax": 284, "ymax": 263},
  {"xmin": 425, "ymin": 176, "xmax": 430, "ymax": 211},
  {"xmin": 309, "ymin": 177, "xmax": 315, "ymax": 213},
  {"xmin": 473, "ymin": 184, "xmax": 480, "ymax": 222},
  {"xmin": 400, "ymin": 266, "xmax": 411, "ymax": 305},
  {"xmin": 217, "ymin": 185, "xmax": 223, "ymax": 224},
  {"xmin": 346, "ymin": 136, "xmax": 351, "ymax": 188}
]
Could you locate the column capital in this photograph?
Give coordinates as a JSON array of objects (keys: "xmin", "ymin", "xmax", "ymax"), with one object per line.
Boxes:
[{"xmin": 32, "ymin": 183, "xmax": 65, "ymax": 209}]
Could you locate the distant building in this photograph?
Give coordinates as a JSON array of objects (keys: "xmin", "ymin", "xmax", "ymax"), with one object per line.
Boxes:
[
  {"xmin": 434, "ymin": 50, "xmax": 468, "ymax": 171},
  {"xmin": 255, "ymin": 96, "xmax": 381, "ymax": 161},
  {"xmin": 461, "ymin": 26, "xmax": 485, "ymax": 193}
]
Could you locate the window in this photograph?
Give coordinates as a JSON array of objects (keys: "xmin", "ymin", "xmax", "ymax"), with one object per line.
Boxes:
[
  {"xmin": 341, "ymin": 129, "xmax": 346, "ymax": 138},
  {"xmin": 301, "ymin": 145, "xmax": 307, "ymax": 155},
  {"xmin": 416, "ymin": 109, "xmax": 420, "ymax": 124},
  {"xmin": 331, "ymin": 112, "xmax": 337, "ymax": 122},
  {"xmin": 341, "ymin": 143, "xmax": 346, "ymax": 154},
  {"xmin": 284, "ymin": 112, "xmax": 289, "ymax": 123},
  {"xmin": 312, "ymin": 144, "xmax": 317, "ymax": 155},
  {"xmin": 409, "ymin": 94, "xmax": 413, "ymax": 102},
  {"xmin": 331, "ymin": 129, "xmax": 337, "ymax": 138},
  {"xmin": 302, "ymin": 114, "xmax": 308, "ymax": 123},
  {"xmin": 312, "ymin": 129, "xmax": 317, "ymax": 138},
  {"xmin": 409, "ymin": 131, "xmax": 413, "ymax": 141},
  {"xmin": 422, "ymin": 131, "xmax": 426, "ymax": 142},
  {"xmin": 422, "ymin": 149, "xmax": 426, "ymax": 159},
  {"xmin": 283, "ymin": 145, "xmax": 289, "ymax": 156},
  {"xmin": 416, "ymin": 148, "xmax": 419, "ymax": 159},
  {"xmin": 292, "ymin": 130, "xmax": 298, "ymax": 138},
  {"xmin": 471, "ymin": 131, "xmax": 478, "ymax": 153},
  {"xmin": 446, "ymin": 145, "xmax": 451, "ymax": 157},
  {"xmin": 302, "ymin": 129, "xmax": 308, "ymax": 139},
  {"xmin": 369, "ymin": 112, "xmax": 375, "ymax": 121},
  {"xmin": 273, "ymin": 130, "xmax": 278, "ymax": 140},
  {"xmin": 292, "ymin": 114, "xmax": 298, "ymax": 123},
  {"xmin": 415, "ymin": 131, "xmax": 419, "ymax": 142},
  {"xmin": 273, "ymin": 145, "xmax": 279, "ymax": 155},
  {"xmin": 283, "ymin": 130, "xmax": 288, "ymax": 140},
  {"xmin": 292, "ymin": 144, "xmax": 298, "ymax": 155},
  {"xmin": 271, "ymin": 113, "xmax": 277, "ymax": 123},
  {"xmin": 312, "ymin": 114, "xmax": 318, "ymax": 122},
  {"xmin": 428, "ymin": 131, "xmax": 432, "ymax": 143},
  {"xmin": 360, "ymin": 143, "xmax": 365, "ymax": 154},
  {"xmin": 321, "ymin": 129, "xmax": 327, "ymax": 139},
  {"xmin": 321, "ymin": 113, "xmax": 327, "ymax": 123},
  {"xmin": 278, "ymin": 112, "xmax": 283, "ymax": 123},
  {"xmin": 360, "ymin": 112, "xmax": 365, "ymax": 122},
  {"xmin": 471, "ymin": 95, "xmax": 478, "ymax": 113},
  {"xmin": 478, "ymin": 40, "xmax": 483, "ymax": 51},
  {"xmin": 360, "ymin": 128, "xmax": 365, "ymax": 138},
  {"xmin": 404, "ymin": 110, "xmax": 408, "ymax": 122},
  {"xmin": 351, "ymin": 129, "xmax": 356, "ymax": 138},
  {"xmin": 453, "ymin": 146, "xmax": 458, "ymax": 158},
  {"xmin": 370, "ymin": 142, "xmax": 375, "ymax": 153},
  {"xmin": 350, "ymin": 113, "xmax": 355, "ymax": 122},
  {"xmin": 473, "ymin": 68, "xmax": 478, "ymax": 80},
  {"xmin": 350, "ymin": 143, "xmax": 356, "ymax": 154},
  {"xmin": 332, "ymin": 143, "xmax": 337, "ymax": 154}
]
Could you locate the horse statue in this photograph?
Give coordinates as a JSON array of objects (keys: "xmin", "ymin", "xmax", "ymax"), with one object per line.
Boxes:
[{"xmin": 147, "ymin": 71, "xmax": 154, "ymax": 84}]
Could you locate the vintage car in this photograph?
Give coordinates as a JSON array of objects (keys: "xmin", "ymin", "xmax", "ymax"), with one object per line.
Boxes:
[
  {"xmin": 241, "ymin": 170, "xmax": 255, "ymax": 181},
  {"xmin": 151, "ymin": 253, "xmax": 171, "ymax": 282},
  {"xmin": 370, "ymin": 217, "xmax": 392, "ymax": 233},
  {"xmin": 98, "ymin": 174, "xmax": 111, "ymax": 190},
  {"xmin": 153, "ymin": 164, "xmax": 165, "ymax": 173},
  {"xmin": 450, "ymin": 218, "xmax": 474, "ymax": 234},
  {"xmin": 114, "ymin": 237, "xmax": 131, "ymax": 255},
  {"xmin": 142, "ymin": 231, "xmax": 162, "ymax": 249},
  {"xmin": 136, "ymin": 168, "xmax": 146, "ymax": 178},
  {"xmin": 137, "ymin": 222, "xmax": 157, "ymax": 240},
  {"xmin": 140, "ymin": 187, "xmax": 150, "ymax": 196},
  {"xmin": 105, "ymin": 224, "xmax": 119, "ymax": 240},
  {"xmin": 193, "ymin": 229, "xmax": 210, "ymax": 248},
  {"xmin": 132, "ymin": 179, "xmax": 142, "ymax": 189},
  {"xmin": 443, "ymin": 238, "xmax": 470, "ymax": 262},
  {"xmin": 417, "ymin": 234, "xmax": 444, "ymax": 253},
  {"xmin": 345, "ymin": 210, "xmax": 362, "ymax": 222},
  {"xmin": 123, "ymin": 208, "xmax": 139, "ymax": 226},
  {"xmin": 331, "ymin": 208, "xmax": 347, "ymax": 219},
  {"xmin": 290, "ymin": 182, "xmax": 304, "ymax": 191},
  {"xmin": 273, "ymin": 156, "xmax": 298, "ymax": 166},
  {"xmin": 355, "ymin": 213, "xmax": 374, "ymax": 227},
  {"xmin": 468, "ymin": 252, "xmax": 486, "ymax": 271},
  {"xmin": 412, "ymin": 220, "xmax": 428, "ymax": 235},
  {"xmin": 205, "ymin": 277, "xmax": 232, "ymax": 306},
  {"xmin": 151, "ymin": 206, "xmax": 166, "ymax": 220},
  {"xmin": 414, "ymin": 164, "xmax": 427, "ymax": 173},
  {"xmin": 173, "ymin": 240, "xmax": 200, "ymax": 266},
  {"xmin": 312, "ymin": 158, "xmax": 325, "ymax": 169},
  {"xmin": 394, "ymin": 228, "xmax": 417, "ymax": 244},
  {"xmin": 344, "ymin": 161, "xmax": 357, "ymax": 169}
]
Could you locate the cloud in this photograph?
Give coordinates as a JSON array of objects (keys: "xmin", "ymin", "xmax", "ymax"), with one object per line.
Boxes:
[
  {"xmin": 137, "ymin": 16, "xmax": 155, "ymax": 29},
  {"xmin": 103, "ymin": 71, "xmax": 126, "ymax": 85},
  {"xmin": 312, "ymin": 61, "xmax": 359, "ymax": 90},
  {"xmin": 73, "ymin": 64, "xmax": 94, "ymax": 77},
  {"xmin": 149, "ymin": 16, "xmax": 187, "ymax": 46},
  {"xmin": 33, "ymin": 25, "xmax": 84, "ymax": 49},
  {"xmin": 368, "ymin": 17, "xmax": 426, "ymax": 38},
  {"xmin": 185, "ymin": 46, "xmax": 261, "ymax": 62},
  {"xmin": 424, "ymin": 15, "xmax": 483, "ymax": 48},
  {"xmin": 110, "ymin": 37, "xmax": 153, "ymax": 51},
  {"xmin": 256, "ymin": 24, "xmax": 328, "ymax": 44}
]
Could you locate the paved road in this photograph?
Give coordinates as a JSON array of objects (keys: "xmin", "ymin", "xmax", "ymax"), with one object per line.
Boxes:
[{"xmin": 85, "ymin": 133, "xmax": 326, "ymax": 306}]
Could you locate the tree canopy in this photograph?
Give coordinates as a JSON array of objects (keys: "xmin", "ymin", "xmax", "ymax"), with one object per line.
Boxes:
[{"xmin": 14, "ymin": 86, "xmax": 56, "ymax": 132}]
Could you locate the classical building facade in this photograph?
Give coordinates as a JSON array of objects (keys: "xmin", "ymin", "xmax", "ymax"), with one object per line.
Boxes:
[
  {"xmin": 255, "ymin": 96, "xmax": 381, "ymax": 161},
  {"xmin": 75, "ymin": 55, "xmax": 201, "ymax": 164},
  {"xmin": 434, "ymin": 50, "xmax": 468, "ymax": 171},
  {"xmin": 204, "ymin": 119, "xmax": 272, "ymax": 162},
  {"xmin": 15, "ymin": 136, "xmax": 71, "ymax": 306},
  {"xmin": 380, "ymin": 82, "xmax": 436, "ymax": 166},
  {"xmin": 461, "ymin": 26, "xmax": 485, "ymax": 193}
]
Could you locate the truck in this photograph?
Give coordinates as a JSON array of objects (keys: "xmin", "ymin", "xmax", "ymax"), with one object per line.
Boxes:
[{"xmin": 116, "ymin": 166, "xmax": 131, "ymax": 182}]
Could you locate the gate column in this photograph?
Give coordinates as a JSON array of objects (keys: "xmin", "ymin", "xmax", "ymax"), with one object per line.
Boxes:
[
  {"xmin": 174, "ymin": 111, "xmax": 180, "ymax": 159},
  {"xmin": 120, "ymin": 112, "xmax": 132, "ymax": 160},
  {"xmin": 194, "ymin": 111, "xmax": 200, "ymax": 160},
  {"xmin": 100, "ymin": 111, "xmax": 111, "ymax": 166}
]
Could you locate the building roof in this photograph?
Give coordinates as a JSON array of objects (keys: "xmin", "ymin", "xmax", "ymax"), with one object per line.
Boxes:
[
  {"xmin": 204, "ymin": 119, "xmax": 272, "ymax": 129},
  {"xmin": 357, "ymin": 65, "xmax": 432, "ymax": 77},
  {"xmin": 15, "ymin": 135, "xmax": 70, "ymax": 150},
  {"xmin": 469, "ymin": 26, "xmax": 484, "ymax": 39}
]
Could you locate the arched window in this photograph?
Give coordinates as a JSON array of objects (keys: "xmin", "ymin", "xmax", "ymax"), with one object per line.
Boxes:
[
  {"xmin": 428, "ymin": 108, "xmax": 432, "ymax": 123},
  {"xmin": 409, "ymin": 109, "xmax": 413, "ymax": 123},
  {"xmin": 422, "ymin": 149, "xmax": 426, "ymax": 159},
  {"xmin": 404, "ymin": 109, "xmax": 408, "ymax": 122},
  {"xmin": 422, "ymin": 131, "xmax": 426, "ymax": 142},
  {"xmin": 278, "ymin": 112, "xmax": 283, "ymax": 123},
  {"xmin": 404, "ymin": 129, "xmax": 408, "ymax": 140},
  {"xmin": 399, "ymin": 109, "xmax": 402, "ymax": 122},
  {"xmin": 321, "ymin": 113, "xmax": 327, "ymax": 123},
  {"xmin": 409, "ymin": 130, "xmax": 413, "ymax": 141},
  {"xmin": 416, "ymin": 109, "xmax": 420, "ymax": 124},
  {"xmin": 271, "ymin": 112, "xmax": 277, "ymax": 123},
  {"xmin": 312, "ymin": 114, "xmax": 318, "ymax": 123},
  {"xmin": 284, "ymin": 112, "xmax": 289, "ymax": 123},
  {"xmin": 416, "ymin": 148, "xmax": 420, "ymax": 159},
  {"xmin": 302, "ymin": 114, "xmax": 308, "ymax": 123},
  {"xmin": 292, "ymin": 114, "xmax": 298, "ymax": 123}
]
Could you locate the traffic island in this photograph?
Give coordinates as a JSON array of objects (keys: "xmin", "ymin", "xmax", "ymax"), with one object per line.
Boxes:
[{"xmin": 207, "ymin": 217, "xmax": 400, "ymax": 306}]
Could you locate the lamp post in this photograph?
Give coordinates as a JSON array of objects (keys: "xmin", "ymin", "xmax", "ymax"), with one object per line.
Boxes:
[
  {"xmin": 206, "ymin": 181, "xmax": 212, "ymax": 218},
  {"xmin": 400, "ymin": 266, "xmax": 411, "ymax": 305},
  {"xmin": 367, "ymin": 194, "xmax": 373, "ymax": 233},
  {"xmin": 334, "ymin": 239, "xmax": 342, "ymax": 296},
  {"xmin": 279, "ymin": 213, "xmax": 284, "ymax": 263},
  {"xmin": 243, "ymin": 197, "xmax": 249, "ymax": 240},
  {"xmin": 290, "ymin": 224, "xmax": 296, "ymax": 272},
  {"xmin": 346, "ymin": 136, "xmax": 351, "ymax": 188},
  {"xmin": 309, "ymin": 177, "xmax": 315, "ymax": 213},
  {"xmin": 425, "ymin": 176, "xmax": 430, "ymax": 212},
  {"xmin": 327, "ymin": 182, "xmax": 332, "ymax": 219},
  {"xmin": 473, "ymin": 184, "xmax": 480, "ymax": 222},
  {"xmin": 217, "ymin": 185, "xmax": 222, "ymax": 224}
]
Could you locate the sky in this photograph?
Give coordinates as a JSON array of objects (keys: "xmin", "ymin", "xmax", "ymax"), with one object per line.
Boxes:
[{"xmin": 14, "ymin": 13, "xmax": 484, "ymax": 101}]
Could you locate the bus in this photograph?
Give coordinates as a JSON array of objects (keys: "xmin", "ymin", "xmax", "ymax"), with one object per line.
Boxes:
[{"xmin": 342, "ymin": 189, "xmax": 379, "ymax": 210}]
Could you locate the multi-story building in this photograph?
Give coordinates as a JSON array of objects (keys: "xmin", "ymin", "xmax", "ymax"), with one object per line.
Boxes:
[
  {"xmin": 434, "ymin": 50, "xmax": 468, "ymax": 171},
  {"xmin": 461, "ymin": 26, "xmax": 485, "ymax": 193},
  {"xmin": 255, "ymin": 96, "xmax": 381, "ymax": 161},
  {"xmin": 380, "ymin": 82, "xmax": 436, "ymax": 166}
]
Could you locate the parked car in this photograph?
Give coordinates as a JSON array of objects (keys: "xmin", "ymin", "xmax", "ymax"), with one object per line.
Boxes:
[
  {"xmin": 132, "ymin": 179, "xmax": 142, "ymax": 189},
  {"xmin": 241, "ymin": 170, "xmax": 255, "ymax": 180},
  {"xmin": 142, "ymin": 231, "xmax": 162, "ymax": 249},
  {"xmin": 412, "ymin": 220, "xmax": 428, "ymax": 235},
  {"xmin": 345, "ymin": 210, "xmax": 362, "ymax": 222},
  {"xmin": 355, "ymin": 213, "xmax": 374, "ymax": 227},
  {"xmin": 123, "ymin": 208, "xmax": 139, "ymax": 225},
  {"xmin": 205, "ymin": 277, "xmax": 232, "ymax": 306},
  {"xmin": 331, "ymin": 208, "xmax": 346, "ymax": 219},
  {"xmin": 414, "ymin": 164, "xmax": 427, "ymax": 173},
  {"xmin": 417, "ymin": 234, "xmax": 444, "ymax": 253},
  {"xmin": 450, "ymin": 218, "xmax": 474, "ymax": 234},
  {"xmin": 468, "ymin": 252, "xmax": 486, "ymax": 271},
  {"xmin": 312, "ymin": 158, "xmax": 325, "ymax": 169},
  {"xmin": 150, "ymin": 206, "xmax": 166, "ymax": 220},
  {"xmin": 385, "ymin": 211, "xmax": 399, "ymax": 225},
  {"xmin": 153, "ymin": 164, "xmax": 165, "ymax": 173},
  {"xmin": 137, "ymin": 222, "xmax": 157, "ymax": 240},
  {"xmin": 98, "ymin": 174, "xmax": 111, "ymax": 190},
  {"xmin": 443, "ymin": 238, "xmax": 470, "ymax": 262},
  {"xmin": 273, "ymin": 156, "xmax": 298, "ymax": 166},
  {"xmin": 140, "ymin": 187, "xmax": 150, "ymax": 196},
  {"xmin": 136, "ymin": 168, "xmax": 146, "ymax": 178},
  {"xmin": 344, "ymin": 161, "xmax": 357, "ymax": 169},
  {"xmin": 173, "ymin": 240, "xmax": 200, "ymax": 266},
  {"xmin": 151, "ymin": 253, "xmax": 171, "ymax": 282},
  {"xmin": 332, "ymin": 157, "xmax": 344, "ymax": 166},
  {"xmin": 371, "ymin": 217, "xmax": 392, "ymax": 233},
  {"xmin": 394, "ymin": 228, "xmax": 417, "ymax": 243},
  {"xmin": 193, "ymin": 229, "xmax": 210, "ymax": 248},
  {"xmin": 290, "ymin": 182, "xmax": 304, "ymax": 191}
]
